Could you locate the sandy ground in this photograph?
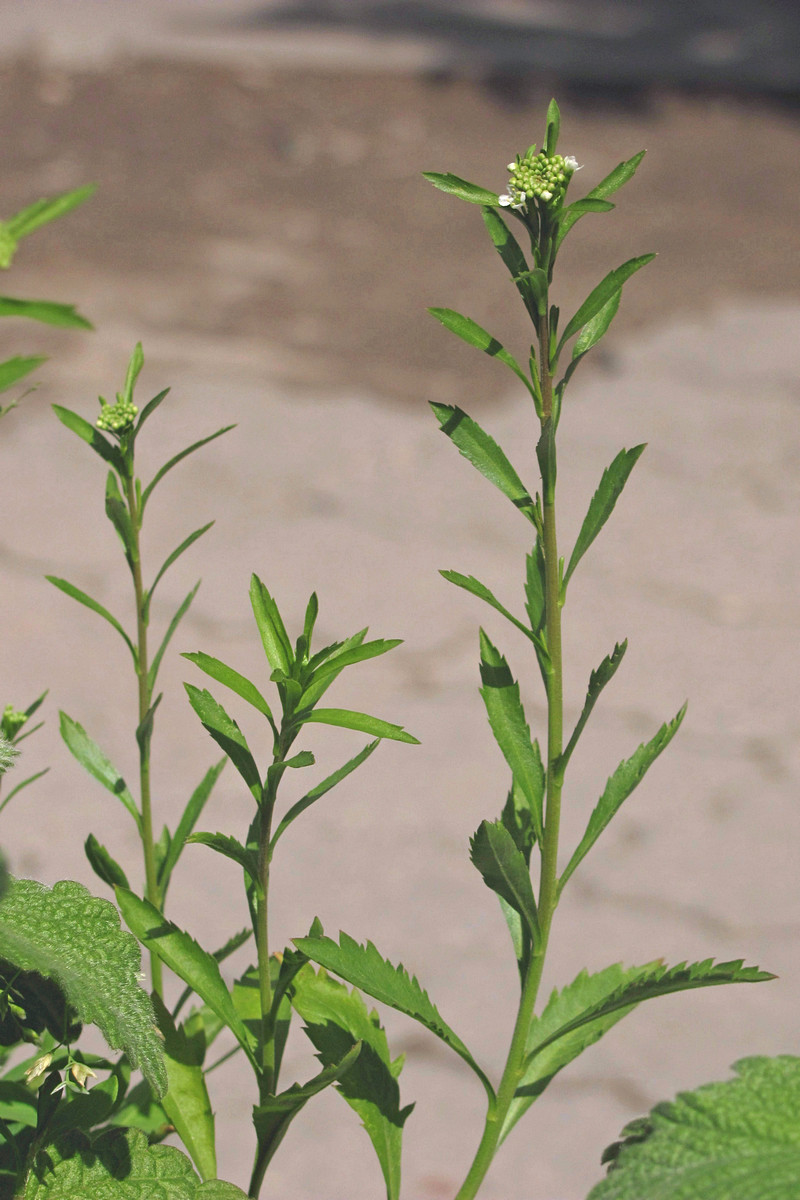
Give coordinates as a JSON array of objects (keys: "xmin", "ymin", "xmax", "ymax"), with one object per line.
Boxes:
[{"xmin": 0, "ymin": 22, "xmax": 799, "ymax": 1200}]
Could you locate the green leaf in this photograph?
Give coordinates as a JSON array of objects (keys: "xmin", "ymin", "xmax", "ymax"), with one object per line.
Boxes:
[
  {"xmin": 555, "ymin": 150, "xmax": 646, "ymax": 248},
  {"xmin": 470, "ymin": 820, "xmax": 538, "ymax": 942},
  {"xmin": 182, "ymin": 652, "xmax": 274, "ymax": 722},
  {"xmin": 307, "ymin": 638, "xmax": 403, "ymax": 685},
  {"xmin": 573, "ymin": 287, "xmax": 622, "ymax": 358},
  {"xmin": 51, "ymin": 404, "xmax": 125, "ymax": 473},
  {"xmin": 0, "ymin": 879, "xmax": 166, "ymax": 1097},
  {"xmin": 0, "ymin": 296, "xmax": 92, "ymax": 329},
  {"xmin": 481, "ymin": 209, "xmax": 528, "ymax": 284},
  {"xmin": 23, "ymin": 1127, "xmax": 248, "ymax": 1198},
  {"xmin": 0, "ymin": 768, "xmax": 50, "ymax": 814},
  {"xmin": 559, "ymin": 706, "xmax": 687, "ymax": 892},
  {"xmin": 134, "ymin": 386, "xmax": 170, "ymax": 433},
  {"xmin": 139, "ymin": 426, "xmax": 235, "ymax": 512},
  {"xmin": 249, "ymin": 574, "xmax": 293, "ymax": 676},
  {"xmin": 298, "ymin": 628, "xmax": 370, "ymax": 708},
  {"xmin": 152, "ymin": 994, "xmax": 216, "ymax": 1182},
  {"xmin": 0, "ymin": 1079, "xmax": 38, "ymax": 1127},
  {"xmin": 115, "ymin": 888, "xmax": 257, "ymax": 1072},
  {"xmin": 46, "ymin": 577, "xmax": 136, "ymax": 665},
  {"xmin": 46, "ymin": 1075, "xmax": 118, "ymax": 1140},
  {"xmin": 271, "ymin": 740, "xmax": 380, "ymax": 850},
  {"xmin": 431, "ymin": 403, "xmax": 538, "ymax": 526},
  {"xmin": 0, "ymin": 355, "xmax": 46, "ymax": 394},
  {"xmin": 302, "ymin": 708, "xmax": 419, "ymax": 745},
  {"xmin": 544, "ymin": 98, "xmax": 560, "ymax": 155},
  {"xmin": 422, "ymin": 172, "xmax": 500, "ymax": 207},
  {"xmin": 184, "ymin": 686, "xmax": 262, "ymax": 803},
  {"xmin": 84, "ymin": 834, "xmax": 130, "ymax": 892},
  {"xmin": 557, "ymin": 256, "xmax": 655, "ymax": 360},
  {"xmin": 158, "ymin": 759, "xmax": 227, "ymax": 899},
  {"xmin": 104, "ymin": 470, "xmax": 137, "ymax": 572},
  {"xmin": 294, "ymin": 932, "xmax": 494, "ymax": 1102},
  {"xmin": 589, "ymin": 1055, "xmax": 800, "ymax": 1200},
  {"xmin": 428, "ymin": 308, "xmax": 535, "ymax": 398},
  {"xmin": 563, "ymin": 446, "xmax": 646, "ymax": 587},
  {"xmin": 5, "ymin": 184, "xmax": 96, "ymax": 240},
  {"xmin": 554, "ymin": 198, "xmax": 615, "ymax": 253},
  {"xmin": 478, "ymin": 630, "xmax": 544, "ymax": 844},
  {"xmin": 58, "ymin": 712, "xmax": 141, "ymax": 832},
  {"xmin": 556, "ymin": 641, "xmax": 627, "ymax": 781},
  {"xmin": 291, "ymin": 965, "xmax": 414, "ymax": 1200},
  {"xmin": 143, "ymin": 523, "xmax": 214, "ymax": 620},
  {"xmin": 524, "ymin": 539, "xmax": 546, "ymax": 636},
  {"xmin": 187, "ymin": 832, "xmax": 259, "ymax": 884},
  {"xmin": 148, "ymin": 580, "xmax": 201, "ymax": 694},
  {"xmin": 440, "ymin": 571, "xmax": 534, "ymax": 643}
]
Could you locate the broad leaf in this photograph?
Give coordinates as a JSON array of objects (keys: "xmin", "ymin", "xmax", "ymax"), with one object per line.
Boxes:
[
  {"xmin": 422, "ymin": 172, "xmax": 500, "ymax": 206},
  {"xmin": 559, "ymin": 705, "xmax": 686, "ymax": 891},
  {"xmin": 589, "ymin": 1055, "xmax": 800, "ymax": 1200},
  {"xmin": 184, "ymin": 685, "xmax": 262, "ymax": 804},
  {"xmin": 557, "ymin": 641, "xmax": 627, "ymax": 779},
  {"xmin": 0, "ymin": 296, "xmax": 92, "ymax": 329},
  {"xmin": 271, "ymin": 740, "xmax": 379, "ymax": 849},
  {"xmin": 294, "ymin": 931, "xmax": 494, "ymax": 1101},
  {"xmin": 47, "ymin": 577, "xmax": 136, "ymax": 664},
  {"xmin": 0, "ymin": 879, "xmax": 166, "ymax": 1096},
  {"xmin": 58, "ymin": 712, "xmax": 141, "ymax": 832},
  {"xmin": 428, "ymin": 308, "xmax": 536, "ymax": 398},
  {"xmin": 302, "ymin": 708, "xmax": 419, "ymax": 745},
  {"xmin": 556, "ymin": 255, "xmax": 655, "ymax": 359},
  {"xmin": 563, "ymin": 446, "xmax": 646, "ymax": 587},
  {"xmin": 431, "ymin": 403, "xmax": 538, "ymax": 526},
  {"xmin": 152, "ymin": 995, "xmax": 217, "ymax": 1182},
  {"xmin": 182, "ymin": 652, "xmax": 274, "ymax": 722},
  {"xmin": 470, "ymin": 820, "xmax": 538, "ymax": 942}
]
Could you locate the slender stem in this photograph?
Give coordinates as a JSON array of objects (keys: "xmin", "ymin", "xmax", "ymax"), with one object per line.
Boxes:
[{"xmin": 124, "ymin": 474, "xmax": 163, "ymax": 996}]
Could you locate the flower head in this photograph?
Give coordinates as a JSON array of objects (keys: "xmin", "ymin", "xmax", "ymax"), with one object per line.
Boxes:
[
  {"xmin": 97, "ymin": 392, "xmax": 137, "ymax": 435},
  {"xmin": 500, "ymin": 147, "xmax": 581, "ymax": 215}
]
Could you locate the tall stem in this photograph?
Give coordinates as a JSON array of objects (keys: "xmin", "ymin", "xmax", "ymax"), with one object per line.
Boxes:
[{"xmin": 124, "ymin": 475, "xmax": 163, "ymax": 997}]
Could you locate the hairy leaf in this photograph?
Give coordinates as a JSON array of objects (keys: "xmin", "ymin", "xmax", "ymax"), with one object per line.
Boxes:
[{"xmin": 431, "ymin": 403, "xmax": 538, "ymax": 526}]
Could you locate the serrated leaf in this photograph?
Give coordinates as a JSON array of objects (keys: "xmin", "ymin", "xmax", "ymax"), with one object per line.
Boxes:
[
  {"xmin": 291, "ymin": 965, "xmax": 413, "ymax": 1200},
  {"xmin": 0, "ymin": 296, "xmax": 92, "ymax": 329},
  {"xmin": 0, "ymin": 355, "xmax": 46, "ymax": 394},
  {"xmin": 139, "ymin": 426, "xmax": 234, "ymax": 512},
  {"xmin": 563, "ymin": 446, "xmax": 646, "ymax": 587},
  {"xmin": 556, "ymin": 641, "xmax": 627, "ymax": 780},
  {"xmin": 249, "ymin": 575, "xmax": 293, "ymax": 676},
  {"xmin": 0, "ymin": 879, "xmax": 166, "ymax": 1097},
  {"xmin": 182, "ymin": 652, "xmax": 274, "ymax": 722},
  {"xmin": 84, "ymin": 834, "xmax": 131, "ymax": 892},
  {"xmin": 58, "ymin": 712, "xmax": 141, "ymax": 832},
  {"xmin": 301, "ymin": 708, "xmax": 419, "ymax": 745},
  {"xmin": 115, "ymin": 888, "xmax": 257, "ymax": 1072},
  {"xmin": 159, "ymin": 758, "xmax": 227, "ymax": 900},
  {"xmin": 422, "ymin": 172, "xmax": 500, "ymax": 206},
  {"xmin": 559, "ymin": 706, "xmax": 686, "ymax": 891},
  {"xmin": 294, "ymin": 932, "xmax": 494, "ymax": 1101},
  {"xmin": 184, "ymin": 685, "xmax": 262, "ymax": 804},
  {"xmin": 470, "ymin": 820, "xmax": 538, "ymax": 943},
  {"xmin": 23, "ymin": 1127, "xmax": 248, "ymax": 1198},
  {"xmin": 479, "ymin": 630, "xmax": 544, "ymax": 844},
  {"xmin": 271, "ymin": 740, "xmax": 379, "ymax": 850},
  {"xmin": 152, "ymin": 994, "xmax": 216, "ymax": 1182},
  {"xmin": 431, "ymin": 403, "xmax": 538, "ymax": 526},
  {"xmin": 589, "ymin": 1054, "xmax": 800, "ymax": 1200},
  {"xmin": 440, "ymin": 571, "xmax": 534, "ymax": 643},
  {"xmin": 46, "ymin": 577, "xmax": 136, "ymax": 665},
  {"xmin": 428, "ymin": 308, "xmax": 535, "ymax": 398},
  {"xmin": 556, "ymin": 255, "xmax": 655, "ymax": 359}
]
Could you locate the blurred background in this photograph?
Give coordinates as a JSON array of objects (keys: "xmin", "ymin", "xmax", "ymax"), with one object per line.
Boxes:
[{"xmin": 1, "ymin": 3, "xmax": 799, "ymax": 1199}]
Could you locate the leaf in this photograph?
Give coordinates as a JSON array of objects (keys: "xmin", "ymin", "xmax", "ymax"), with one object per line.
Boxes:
[
  {"xmin": 559, "ymin": 706, "xmax": 687, "ymax": 892},
  {"xmin": 554, "ymin": 198, "xmax": 615, "ymax": 252},
  {"xmin": 307, "ymin": 638, "xmax": 403, "ymax": 684},
  {"xmin": 115, "ymin": 888, "xmax": 257, "ymax": 1072},
  {"xmin": 556, "ymin": 255, "xmax": 655, "ymax": 359},
  {"xmin": 0, "ymin": 768, "xmax": 50, "ymax": 814},
  {"xmin": 23, "ymin": 1127, "xmax": 248, "ymax": 1198},
  {"xmin": 430, "ymin": 403, "xmax": 538, "ymax": 526},
  {"xmin": 294, "ymin": 931, "xmax": 494, "ymax": 1101},
  {"xmin": 152, "ymin": 994, "xmax": 217, "ymax": 1182},
  {"xmin": 524, "ymin": 539, "xmax": 546, "ymax": 636},
  {"xmin": 271, "ymin": 740, "xmax": 379, "ymax": 849},
  {"xmin": 589, "ymin": 1055, "xmax": 800, "ymax": 1200},
  {"xmin": 249, "ymin": 574, "xmax": 293, "ymax": 676},
  {"xmin": 428, "ymin": 308, "xmax": 535, "ymax": 398},
  {"xmin": 58, "ymin": 712, "xmax": 141, "ymax": 832},
  {"xmin": 46, "ymin": 577, "xmax": 136, "ymax": 664},
  {"xmin": 104, "ymin": 469, "xmax": 137, "ymax": 572},
  {"xmin": 46, "ymin": 1075, "xmax": 118, "ymax": 1139},
  {"xmin": 51, "ymin": 405, "xmax": 125, "ymax": 473},
  {"xmin": 291, "ymin": 965, "xmax": 413, "ymax": 1200},
  {"xmin": 134, "ymin": 386, "xmax": 170, "ymax": 433},
  {"xmin": 573, "ymin": 288, "xmax": 622, "ymax": 358},
  {"xmin": 302, "ymin": 708, "xmax": 419, "ymax": 745},
  {"xmin": 187, "ymin": 832, "xmax": 259, "ymax": 885},
  {"xmin": 182, "ymin": 652, "xmax": 274, "ymax": 722},
  {"xmin": 470, "ymin": 821, "xmax": 538, "ymax": 943},
  {"xmin": 84, "ymin": 834, "xmax": 131, "ymax": 892},
  {"xmin": 143, "ymin": 523, "xmax": 214, "ymax": 619},
  {"xmin": 139, "ymin": 426, "xmax": 234, "ymax": 512},
  {"xmin": 148, "ymin": 580, "xmax": 201, "ymax": 694},
  {"xmin": 563, "ymin": 446, "xmax": 646, "ymax": 587},
  {"xmin": 440, "ymin": 571, "xmax": 534, "ymax": 643},
  {"xmin": 422, "ymin": 172, "xmax": 500, "ymax": 206},
  {"xmin": 184, "ymin": 686, "xmax": 262, "ymax": 804},
  {"xmin": 556, "ymin": 641, "xmax": 627, "ymax": 780},
  {"xmin": 297, "ymin": 628, "xmax": 370, "ymax": 708},
  {"xmin": 0, "ymin": 296, "xmax": 92, "ymax": 329},
  {"xmin": 478, "ymin": 630, "xmax": 544, "ymax": 844},
  {"xmin": 5, "ymin": 184, "xmax": 96, "ymax": 240},
  {"xmin": 0, "ymin": 879, "xmax": 166, "ymax": 1097},
  {"xmin": 555, "ymin": 150, "xmax": 646, "ymax": 248},
  {"xmin": 0, "ymin": 355, "xmax": 46, "ymax": 394},
  {"xmin": 158, "ymin": 758, "xmax": 227, "ymax": 899}
]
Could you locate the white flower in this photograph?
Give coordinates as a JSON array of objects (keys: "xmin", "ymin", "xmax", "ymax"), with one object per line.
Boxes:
[{"xmin": 563, "ymin": 156, "xmax": 582, "ymax": 172}]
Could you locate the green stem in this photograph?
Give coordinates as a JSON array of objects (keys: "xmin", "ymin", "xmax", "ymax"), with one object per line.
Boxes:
[{"xmin": 124, "ymin": 474, "xmax": 162, "ymax": 997}]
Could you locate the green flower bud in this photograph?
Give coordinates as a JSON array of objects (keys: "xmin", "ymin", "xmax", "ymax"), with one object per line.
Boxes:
[
  {"xmin": 498, "ymin": 148, "xmax": 582, "ymax": 214},
  {"xmin": 97, "ymin": 394, "xmax": 138, "ymax": 434},
  {"xmin": 1, "ymin": 704, "xmax": 26, "ymax": 740}
]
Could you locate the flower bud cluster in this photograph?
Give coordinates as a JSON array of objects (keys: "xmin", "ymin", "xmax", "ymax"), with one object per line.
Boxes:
[
  {"xmin": 97, "ymin": 394, "xmax": 137, "ymax": 434},
  {"xmin": 1, "ymin": 704, "xmax": 26, "ymax": 740},
  {"xmin": 499, "ymin": 148, "xmax": 581, "ymax": 213}
]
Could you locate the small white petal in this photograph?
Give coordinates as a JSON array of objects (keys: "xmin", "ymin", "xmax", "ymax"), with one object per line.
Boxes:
[
  {"xmin": 563, "ymin": 156, "xmax": 582, "ymax": 171},
  {"xmin": 498, "ymin": 194, "xmax": 512, "ymax": 206}
]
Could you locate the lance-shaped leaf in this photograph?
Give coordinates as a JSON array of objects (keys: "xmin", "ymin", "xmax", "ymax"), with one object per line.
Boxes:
[
  {"xmin": 298, "ymin": 628, "xmax": 368, "ymax": 708},
  {"xmin": 292, "ymin": 965, "xmax": 414, "ymax": 1200},
  {"xmin": 143, "ymin": 522, "xmax": 214, "ymax": 621},
  {"xmin": 556, "ymin": 255, "xmax": 655, "ymax": 361},
  {"xmin": 554, "ymin": 197, "xmax": 615, "ymax": 253},
  {"xmin": 4, "ymin": 184, "xmax": 95, "ymax": 241},
  {"xmin": 151, "ymin": 995, "xmax": 216, "ymax": 1182},
  {"xmin": 302, "ymin": 708, "xmax": 419, "ymax": 745},
  {"xmin": 555, "ymin": 150, "xmax": 646, "ymax": 249},
  {"xmin": 0, "ymin": 296, "xmax": 92, "ymax": 329},
  {"xmin": 183, "ymin": 652, "xmax": 274, "ymax": 722},
  {"xmin": 0, "ymin": 766, "xmax": 50, "ymax": 814},
  {"xmin": 422, "ymin": 172, "xmax": 500, "ymax": 206},
  {"xmin": 51, "ymin": 404, "xmax": 125, "ymax": 473},
  {"xmin": 563, "ymin": 446, "xmax": 646, "ymax": 588},
  {"xmin": 148, "ymin": 580, "xmax": 201, "ymax": 694},
  {"xmin": 294, "ymin": 931, "xmax": 494, "ymax": 1102},
  {"xmin": 0, "ymin": 879, "xmax": 166, "ymax": 1097},
  {"xmin": 158, "ymin": 758, "xmax": 227, "ymax": 900},
  {"xmin": 184, "ymin": 685, "xmax": 261, "ymax": 804},
  {"xmin": 306, "ymin": 638, "xmax": 403, "ymax": 685},
  {"xmin": 187, "ymin": 833, "xmax": 259, "ymax": 886},
  {"xmin": 23, "ymin": 1127, "xmax": 249, "ymax": 1198},
  {"xmin": 559, "ymin": 705, "xmax": 686, "ymax": 892},
  {"xmin": 84, "ymin": 834, "xmax": 130, "ymax": 892},
  {"xmin": 115, "ymin": 887, "xmax": 257, "ymax": 1072},
  {"xmin": 524, "ymin": 539, "xmax": 546, "ymax": 637},
  {"xmin": 589, "ymin": 1054, "xmax": 800, "ymax": 1200},
  {"xmin": 479, "ymin": 630, "xmax": 544, "ymax": 844},
  {"xmin": 139, "ymin": 426, "xmax": 235, "ymax": 512},
  {"xmin": 544, "ymin": 97, "xmax": 560, "ymax": 155},
  {"xmin": 470, "ymin": 820, "xmax": 538, "ymax": 943},
  {"xmin": 428, "ymin": 308, "xmax": 536, "ymax": 399},
  {"xmin": 556, "ymin": 641, "xmax": 627, "ymax": 782},
  {"xmin": 431, "ymin": 403, "xmax": 538, "ymax": 526},
  {"xmin": 59, "ymin": 712, "xmax": 141, "ymax": 832},
  {"xmin": 271, "ymin": 740, "xmax": 379, "ymax": 850},
  {"xmin": 47, "ymin": 576, "xmax": 137, "ymax": 665},
  {"xmin": 104, "ymin": 470, "xmax": 137, "ymax": 573},
  {"xmin": 558, "ymin": 289, "xmax": 623, "ymax": 396},
  {"xmin": 134, "ymin": 386, "xmax": 170, "ymax": 433},
  {"xmin": 0, "ymin": 355, "xmax": 46, "ymax": 394},
  {"xmin": 249, "ymin": 574, "xmax": 293, "ymax": 676},
  {"xmin": 440, "ymin": 571, "xmax": 535, "ymax": 644}
]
